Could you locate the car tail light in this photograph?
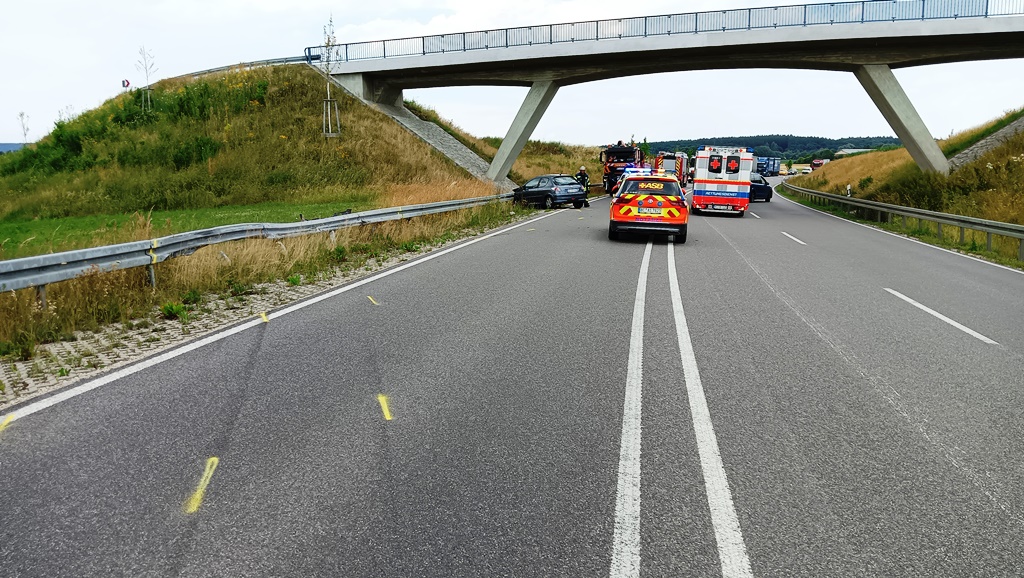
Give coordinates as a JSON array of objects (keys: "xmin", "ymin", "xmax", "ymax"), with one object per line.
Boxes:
[
  {"xmin": 667, "ymin": 197, "xmax": 685, "ymax": 207},
  {"xmin": 612, "ymin": 195, "xmax": 630, "ymax": 205}
]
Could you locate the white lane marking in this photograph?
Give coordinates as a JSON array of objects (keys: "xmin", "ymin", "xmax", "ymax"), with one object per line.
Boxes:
[
  {"xmin": 748, "ymin": 212, "xmax": 760, "ymax": 219},
  {"xmin": 0, "ymin": 210, "xmax": 566, "ymax": 427},
  {"xmin": 781, "ymin": 231, "xmax": 806, "ymax": 245},
  {"xmin": 668, "ymin": 244, "xmax": 754, "ymax": 578},
  {"xmin": 775, "ymin": 192, "xmax": 1024, "ymax": 277},
  {"xmin": 884, "ymin": 288, "xmax": 999, "ymax": 345},
  {"xmin": 609, "ymin": 241, "xmax": 653, "ymax": 578}
]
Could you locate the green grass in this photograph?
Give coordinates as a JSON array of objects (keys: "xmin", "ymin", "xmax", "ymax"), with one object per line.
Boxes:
[{"xmin": 0, "ymin": 197, "xmax": 377, "ymax": 260}]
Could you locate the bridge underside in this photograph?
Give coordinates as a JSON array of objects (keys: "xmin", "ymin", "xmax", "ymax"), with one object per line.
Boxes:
[
  {"xmin": 347, "ymin": 31, "xmax": 1024, "ymax": 89},
  {"xmin": 333, "ymin": 22, "xmax": 1024, "ymax": 181}
]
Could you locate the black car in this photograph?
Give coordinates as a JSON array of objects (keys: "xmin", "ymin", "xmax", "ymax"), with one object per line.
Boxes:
[
  {"xmin": 512, "ymin": 174, "xmax": 590, "ymax": 209},
  {"xmin": 749, "ymin": 172, "xmax": 773, "ymax": 202}
]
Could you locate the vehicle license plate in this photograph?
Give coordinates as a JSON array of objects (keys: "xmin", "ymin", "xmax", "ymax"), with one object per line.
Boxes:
[
  {"xmin": 714, "ymin": 204, "xmax": 731, "ymax": 210},
  {"xmin": 638, "ymin": 207, "xmax": 662, "ymax": 215}
]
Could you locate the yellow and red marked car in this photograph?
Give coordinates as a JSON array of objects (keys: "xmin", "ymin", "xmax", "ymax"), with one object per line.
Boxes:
[{"xmin": 608, "ymin": 175, "xmax": 689, "ymax": 243}]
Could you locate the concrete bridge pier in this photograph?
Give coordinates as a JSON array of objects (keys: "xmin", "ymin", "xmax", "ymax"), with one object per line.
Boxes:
[
  {"xmin": 486, "ymin": 81, "xmax": 560, "ymax": 182},
  {"xmin": 333, "ymin": 73, "xmax": 404, "ymax": 107},
  {"xmin": 854, "ymin": 64, "xmax": 950, "ymax": 175}
]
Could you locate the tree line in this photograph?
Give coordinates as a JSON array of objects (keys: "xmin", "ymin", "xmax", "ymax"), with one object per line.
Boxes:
[{"xmin": 648, "ymin": 134, "xmax": 902, "ymax": 162}]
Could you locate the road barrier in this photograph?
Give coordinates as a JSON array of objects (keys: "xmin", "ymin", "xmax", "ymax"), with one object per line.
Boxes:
[
  {"xmin": 170, "ymin": 56, "xmax": 310, "ymax": 80},
  {"xmin": 0, "ymin": 193, "xmax": 514, "ymax": 301},
  {"xmin": 781, "ymin": 181, "xmax": 1024, "ymax": 261}
]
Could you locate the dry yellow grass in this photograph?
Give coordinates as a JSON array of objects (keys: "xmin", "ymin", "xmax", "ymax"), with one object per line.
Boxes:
[{"xmin": 790, "ymin": 148, "xmax": 914, "ymax": 195}]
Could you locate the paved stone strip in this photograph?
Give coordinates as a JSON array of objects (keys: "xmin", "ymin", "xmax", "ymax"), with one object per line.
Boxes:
[{"xmin": 949, "ymin": 114, "xmax": 1024, "ymax": 171}]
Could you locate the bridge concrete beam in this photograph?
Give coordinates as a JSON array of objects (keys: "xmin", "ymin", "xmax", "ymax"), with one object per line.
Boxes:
[
  {"xmin": 486, "ymin": 81, "xmax": 560, "ymax": 182},
  {"xmin": 854, "ymin": 64, "xmax": 949, "ymax": 174},
  {"xmin": 332, "ymin": 73, "xmax": 404, "ymax": 107}
]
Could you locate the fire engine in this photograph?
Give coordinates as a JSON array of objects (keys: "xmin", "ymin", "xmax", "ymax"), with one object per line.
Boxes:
[
  {"xmin": 600, "ymin": 143, "xmax": 645, "ymax": 194},
  {"xmin": 652, "ymin": 151, "xmax": 689, "ymax": 185},
  {"xmin": 691, "ymin": 145, "xmax": 755, "ymax": 217}
]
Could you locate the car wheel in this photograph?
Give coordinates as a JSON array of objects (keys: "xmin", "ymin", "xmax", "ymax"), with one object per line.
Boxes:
[
  {"xmin": 608, "ymin": 227, "xmax": 618, "ymax": 241},
  {"xmin": 573, "ymin": 200, "xmax": 583, "ymax": 209},
  {"xmin": 736, "ymin": 210, "xmax": 745, "ymax": 218},
  {"xmin": 544, "ymin": 196, "xmax": 554, "ymax": 210},
  {"xmin": 766, "ymin": 195, "xmax": 772, "ymax": 203},
  {"xmin": 692, "ymin": 207, "xmax": 701, "ymax": 215},
  {"xmin": 673, "ymin": 225, "xmax": 687, "ymax": 244},
  {"xmin": 584, "ymin": 200, "xmax": 590, "ymax": 208}
]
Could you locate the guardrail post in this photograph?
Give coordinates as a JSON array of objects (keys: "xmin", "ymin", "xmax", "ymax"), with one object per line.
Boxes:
[
  {"xmin": 959, "ymin": 227, "xmax": 965, "ymax": 244},
  {"xmin": 937, "ymin": 222, "xmax": 943, "ymax": 239},
  {"xmin": 1019, "ymin": 239, "xmax": 1024, "ymax": 261},
  {"xmin": 147, "ymin": 264, "xmax": 157, "ymax": 289},
  {"xmin": 987, "ymin": 232, "xmax": 992, "ymax": 251},
  {"xmin": 902, "ymin": 215, "xmax": 907, "ymax": 229},
  {"xmin": 36, "ymin": 284, "xmax": 47, "ymax": 309}
]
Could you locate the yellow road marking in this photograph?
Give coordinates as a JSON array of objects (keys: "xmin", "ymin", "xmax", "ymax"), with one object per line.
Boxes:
[
  {"xmin": 184, "ymin": 457, "xmax": 219, "ymax": 514},
  {"xmin": 260, "ymin": 311, "xmax": 269, "ymax": 323},
  {"xmin": 377, "ymin": 394, "xmax": 393, "ymax": 421},
  {"xmin": 527, "ymin": 228, "xmax": 536, "ymax": 231},
  {"xmin": 579, "ymin": 217, "xmax": 585, "ymax": 220},
  {"xmin": 0, "ymin": 414, "xmax": 14, "ymax": 433},
  {"xmin": 367, "ymin": 296, "xmax": 379, "ymax": 305}
]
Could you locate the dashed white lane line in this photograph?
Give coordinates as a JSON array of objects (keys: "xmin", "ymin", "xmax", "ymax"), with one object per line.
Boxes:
[
  {"xmin": 748, "ymin": 212, "xmax": 761, "ymax": 219},
  {"xmin": 773, "ymin": 189, "xmax": 1024, "ymax": 277},
  {"xmin": 781, "ymin": 231, "xmax": 806, "ymax": 245},
  {"xmin": 668, "ymin": 243, "xmax": 754, "ymax": 578},
  {"xmin": 884, "ymin": 288, "xmax": 999, "ymax": 345},
  {"xmin": 609, "ymin": 241, "xmax": 653, "ymax": 578},
  {"xmin": 0, "ymin": 210, "xmax": 566, "ymax": 428}
]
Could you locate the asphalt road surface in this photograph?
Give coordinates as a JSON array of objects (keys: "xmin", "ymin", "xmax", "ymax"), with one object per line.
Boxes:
[{"xmin": 2, "ymin": 181, "xmax": 1023, "ymax": 577}]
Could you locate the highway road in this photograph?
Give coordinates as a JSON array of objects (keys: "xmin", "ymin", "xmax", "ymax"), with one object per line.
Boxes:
[{"xmin": 2, "ymin": 180, "xmax": 1023, "ymax": 577}]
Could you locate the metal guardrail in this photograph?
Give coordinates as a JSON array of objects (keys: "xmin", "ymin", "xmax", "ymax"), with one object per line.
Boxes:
[
  {"xmin": 0, "ymin": 193, "xmax": 513, "ymax": 297},
  {"xmin": 170, "ymin": 55, "xmax": 312, "ymax": 80},
  {"xmin": 781, "ymin": 181, "xmax": 1024, "ymax": 260},
  {"xmin": 304, "ymin": 0, "xmax": 1024, "ymax": 63}
]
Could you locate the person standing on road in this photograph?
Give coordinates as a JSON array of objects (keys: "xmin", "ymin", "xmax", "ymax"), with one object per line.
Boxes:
[{"xmin": 575, "ymin": 166, "xmax": 591, "ymax": 207}]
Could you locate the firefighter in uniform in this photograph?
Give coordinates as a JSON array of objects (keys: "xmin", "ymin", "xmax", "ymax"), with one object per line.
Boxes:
[{"xmin": 575, "ymin": 166, "xmax": 591, "ymax": 207}]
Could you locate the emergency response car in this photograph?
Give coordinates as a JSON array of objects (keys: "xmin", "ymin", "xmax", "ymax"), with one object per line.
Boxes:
[
  {"xmin": 691, "ymin": 145, "xmax": 756, "ymax": 217},
  {"xmin": 608, "ymin": 173, "xmax": 688, "ymax": 243}
]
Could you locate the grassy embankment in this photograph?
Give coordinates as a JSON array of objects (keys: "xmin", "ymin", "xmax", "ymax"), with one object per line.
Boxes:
[
  {"xmin": 0, "ymin": 64, "xmax": 531, "ymax": 359},
  {"xmin": 786, "ymin": 108, "xmax": 1024, "ymax": 265},
  {"xmin": 404, "ymin": 100, "xmax": 604, "ymax": 184}
]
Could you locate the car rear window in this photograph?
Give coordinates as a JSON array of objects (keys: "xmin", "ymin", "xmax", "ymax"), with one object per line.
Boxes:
[
  {"xmin": 619, "ymin": 179, "xmax": 682, "ymax": 196},
  {"xmin": 553, "ymin": 176, "xmax": 579, "ymax": 186}
]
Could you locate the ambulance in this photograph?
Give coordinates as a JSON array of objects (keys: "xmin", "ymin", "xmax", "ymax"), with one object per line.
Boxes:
[{"xmin": 691, "ymin": 145, "xmax": 756, "ymax": 217}]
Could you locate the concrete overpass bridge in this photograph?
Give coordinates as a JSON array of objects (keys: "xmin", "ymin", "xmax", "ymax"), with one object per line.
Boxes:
[{"xmin": 306, "ymin": 0, "xmax": 1024, "ymax": 180}]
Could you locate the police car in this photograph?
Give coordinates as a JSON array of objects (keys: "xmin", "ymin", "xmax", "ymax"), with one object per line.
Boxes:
[{"xmin": 608, "ymin": 173, "xmax": 689, "ymax": 243}]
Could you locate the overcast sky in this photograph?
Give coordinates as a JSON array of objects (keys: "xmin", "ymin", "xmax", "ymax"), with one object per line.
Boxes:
[{"xmin": 2, "ymin": 0, "xmax": 1022, "ymax": 145}]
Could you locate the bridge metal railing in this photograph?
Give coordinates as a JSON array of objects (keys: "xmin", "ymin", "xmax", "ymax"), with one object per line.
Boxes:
[
  {"xmin": 304, "ymin": 0, "xmax": 1023, "ymax": 64},
  {"xmin": 166, "ymin": 55, "xmax": 313, "ymax": 81},
  {"xmin": 781, "ymin": 181, "xmax": 1024, "ymax": 260},
  {"xmin": 0, "ymin": 193, "xmax": 513, "ymax": 299}
]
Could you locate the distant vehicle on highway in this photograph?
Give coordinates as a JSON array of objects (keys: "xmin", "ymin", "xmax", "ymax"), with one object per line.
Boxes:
[
  {"xmin": 608, "ymin": 174, "xmax": 688, "ymax": 242},
  {"xmin": 749, "ymin": 173, "xmax": 773, "ymax": 202},
  {"xmin": 810, "ymin": 159, "xmax": 825, "ymax": 170},
  {"xmin": 801, "ymin": 167, "xmax": 812, "ymax": 174},
  {"xmin": 513, "ymin": 174, "xmax": 589, "ymax": 209}
]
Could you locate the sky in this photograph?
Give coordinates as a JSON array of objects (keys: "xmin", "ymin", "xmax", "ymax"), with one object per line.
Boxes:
[{"xmin": 2, "ymin": 0, "xmax": 1023, "ymax": 146}]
